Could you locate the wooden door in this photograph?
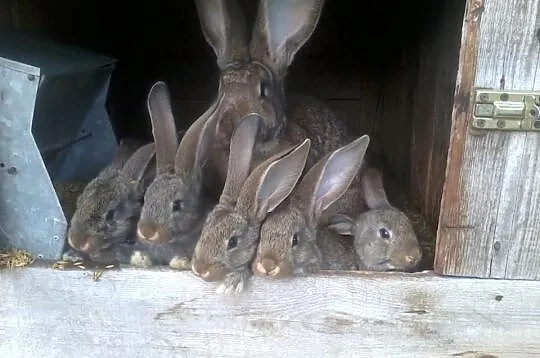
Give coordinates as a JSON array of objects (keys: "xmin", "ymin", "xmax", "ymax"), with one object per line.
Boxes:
[{"xmin": 436, "ymin": 0, "xmax": 540, "ymax": 280}]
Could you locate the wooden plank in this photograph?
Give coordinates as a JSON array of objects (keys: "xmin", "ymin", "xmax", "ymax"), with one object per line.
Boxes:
[
  {"xmin": 436, "ymin": 0, "xmax": 540, "ymax": 279},
  {"xmin": 1, "ymin": 265, "xmax": 540, "ymax": 357}
]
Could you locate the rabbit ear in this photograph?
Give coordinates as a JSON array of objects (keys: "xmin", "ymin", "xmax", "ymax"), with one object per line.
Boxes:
[
  {"xmin": 120, "ymin": 142, "xmax": 156, "ymax": 182},
  {"xmin": 108, "ymin": 138, "xmax": 145, "ymax": 170},
  {"xmin": 361, "ymin": 167, "xmax": 391, "ymax": 210},
  {"xmin": 249, "ymin": 0, "xmax": 325, "ymax": 77},
  {"xmin": 174, "ymin": 97, "xmax": 222, "ymax": 181},
  {"xmin": 237, "ymin": 138, "xmax": 311, "ymax": 221},
  {"xmin": 326, "ymin": 214, "xmax": 356, "ymax": 236},
  {"xmin": 147, "ymin": 81, "xmax": 178, "ymax": 174},
  {"xmin": 295, "ymin": 135, "xmax": 370, "ymax": 225},
  {"xmin": 219, "ymin": 114, "xmax": 261, "ymax": 205},
  {"xmin": 194, "ymin": 0, "xmax": 249, "ymax": 69}
]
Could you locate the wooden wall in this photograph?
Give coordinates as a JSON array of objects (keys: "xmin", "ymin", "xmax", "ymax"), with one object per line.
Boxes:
[
  {"xmin": 2, "ymin": 0, "xmax": 466, "ymax": 232},
  {"xmin": 435, "ymin": 0, "xmax": 540, "ymax": 280}
]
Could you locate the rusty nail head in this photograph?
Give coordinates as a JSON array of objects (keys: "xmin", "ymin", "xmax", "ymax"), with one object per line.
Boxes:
[
  {"xmin": 500, "ymin": 93, "xmax": 509, "ymax": 101},
  {"xmin": 480, "ymin": 93, "xmax": 489, "ymax": 102},
  {"xmin": 476, "ymin": 119, "xmax": 486, "ymax": 127},
  {"xmin": 497, "ymin": 120, "xmax": 505, "ymax": 128}
]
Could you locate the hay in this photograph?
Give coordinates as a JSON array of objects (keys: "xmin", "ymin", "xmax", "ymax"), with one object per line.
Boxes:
[{"xmin": 0, "ymin": 248, "xmax": 35, "ymax": 269}]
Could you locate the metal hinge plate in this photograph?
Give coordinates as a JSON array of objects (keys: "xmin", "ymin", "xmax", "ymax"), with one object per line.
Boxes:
[{"xmin": 471, "ymin": 89, "xmax": 540, "ymax": 131}]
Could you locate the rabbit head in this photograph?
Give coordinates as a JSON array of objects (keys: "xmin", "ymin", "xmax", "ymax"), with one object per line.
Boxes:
[
  {"xmin": 67, "ymin": 143, "xmax": 156, "ymax": 258},
  {"xmin": 327, "ymin": 167, "xmax": 423, "ymax": 272},
  {"xmin": 252, "ymin": 135, "xmax": 370, "ymax": 278},
  {"xmin": 136, "ymin": 81, "xmax": 218, "ymax": 245},
  {"xmin": 194, "ymin": 0, "xmax": 325, "ymax": 148},
  {"xmin": 191, "ymin": 114, "xmax": 311, "ymax": 283}
]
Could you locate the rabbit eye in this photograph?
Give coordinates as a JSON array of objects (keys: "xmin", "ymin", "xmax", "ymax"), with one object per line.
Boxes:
[
  {"xmin": 227, "ymin": 236, "xmax": 238, "ymax": 250},
  {"xmin": 291, "ymin": 233, "xmax": 299, "ymax": 247},
  {"xmin": 105, "ymin": 210, "xmax": 115, "ymax": 222},
  {"xmin": 378, "ymin": 228, "xmax": 391, "ymax": 239},
  {"xmin": 172, "ymin": 200, "xmax": 184, "ymax": 212},
  {"xmin": 259, "ymin": 80, "xmax": 270, "ymax": 98}
]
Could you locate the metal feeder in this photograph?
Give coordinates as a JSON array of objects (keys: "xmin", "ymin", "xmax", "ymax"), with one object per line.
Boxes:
[{"xmin": 0, "ymin": 30, "xmax": 118, "ymax": 260}]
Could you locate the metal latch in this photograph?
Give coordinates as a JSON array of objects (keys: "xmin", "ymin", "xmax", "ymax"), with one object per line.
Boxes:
[{"xmin": 471, "ymin": 89, "xmax": 540, "ymax": 131}]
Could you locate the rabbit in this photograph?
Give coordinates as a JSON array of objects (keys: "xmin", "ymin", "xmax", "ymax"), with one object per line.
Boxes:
[
  {"xmin": 325, "ymin": 167, "xmax": 423, "ymax": 272},
  {"xmin": 191, "ymin": 113, "xmax": 311, "ymax": 295},
  {"xmin": 251, "ymin": 135, "xmax": 370, "ymax": 279},
  {"xmin": 66, "ymin": 137, "xmax": 194, "ymax": 269},
  {"xmin": 135, "ymin": 81, "xmax": 220, "ymax": 270},
  {"xmin": 66, "ymin": 141, "xmax": 157, "ymax": 262},
  {"xmin": 61, "ymin": 137, "xmax": 146, "ymax": 260},
  {"xmin": 193, "ymin": 0, "xmax": 349, "ymax": 198}
]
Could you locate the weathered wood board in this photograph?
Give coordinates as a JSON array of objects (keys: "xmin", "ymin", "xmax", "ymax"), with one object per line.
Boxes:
[
  {"xmin": 436, "ymin": 0, "xmax": 540, "ymax": 279},
  {"xmin": 1, "ymin": 264, "xmax": 540, "ymax": 357}
]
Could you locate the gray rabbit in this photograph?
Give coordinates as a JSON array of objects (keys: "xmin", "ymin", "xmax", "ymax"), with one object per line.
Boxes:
[
  {"xmin": 326, "ymin": 167, "xmax": 423, "ymax": 272},
  {"xmin": 191, "ymin": 114, "xmax": 311, "ymax": 295},
  {"xmin": 66, "ymin": 141, "xmax": 157, "ymax": 263},
  {"xmin": 252, "ymin": 135, "xmax": 370, "ymax": 278},
  {"xmin": 136, "ymin": 81, "xmax": 218, "ymax": 270},
  {"xmin": 193, "ymin": 0, "xmax": 349, "ymax": 197}
]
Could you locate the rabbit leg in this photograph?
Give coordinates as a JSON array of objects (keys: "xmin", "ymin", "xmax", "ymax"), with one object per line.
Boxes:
[
  {"xmin": 168, "ymin": 256, "xmax": 191, "ymax": 270},
  {"xmin": 61, "ymin": 248, "xmax": 88, "ymax": 262},
  {"xmin": 216, "ymin": 266, "xmax": 252, "ymax": 296}
]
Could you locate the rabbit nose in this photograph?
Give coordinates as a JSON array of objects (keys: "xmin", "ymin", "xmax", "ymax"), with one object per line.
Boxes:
[
  {"xmin": 67, "ymin": 234, "xmax": 91, "ymax": 252},
  {"xmin": 137, "ymin": 222, "xmax": 159, "ymax": 241},
  {"xmin": 191, "ymin": 263, "xmax": 211, "ymax": 279},
  {"xmin": 259, "ymin": 258, "xmax": 280, "ymax": 276},
  {"xmin": 405, "ymin": 255, "xmax": 417, "ymax": 264},
  {"xmin": 405, "ymin": 248, "xmax": 423, "ymax": 266}
]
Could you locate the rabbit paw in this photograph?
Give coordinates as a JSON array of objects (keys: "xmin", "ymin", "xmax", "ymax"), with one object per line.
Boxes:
[
  {"xmin": 130, "ymin": 251, "xmax": 153, "ymax": 267},
  {"xmin": 216, "ymin": 269, "xmax": 250, "ymax": 296},
  {"xmin": 61, "ymin": 249, "xmax": 86, "ymax": 262},
  {"xmin": 169, "ymin": 256, "xmax": 191, "ymax": 270}
]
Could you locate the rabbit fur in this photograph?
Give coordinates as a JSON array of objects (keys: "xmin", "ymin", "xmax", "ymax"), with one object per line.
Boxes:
[
  {"xmin": 191, "ymin": 114, "xmax": 311, "ymax": 295},
  {"xmin": 65, "ymin": 83, "xmax": 192, "ymax": 268},
  {"xmin": 135, "ymin": 81, "xmax": 218, "ymax": 270},
  {"xmin": 193, "ymin": 0, "xmax": 349, "ymax": 198},
  {"xmin": 251, "ymin": 135, "xmax": 370, "ymax": 279},
  {"xmin": 66, "ymin": 141, "xmax": 157, "ymax": 263},
  {"xmin": 326, "ymin": 167, "xmax": 423, "ymax": 272}
]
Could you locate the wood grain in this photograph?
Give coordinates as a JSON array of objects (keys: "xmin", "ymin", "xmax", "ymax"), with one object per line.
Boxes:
[
  {"xmin": 0, "ymin": 265, "xmax": 539, "ymax": 357},
  {"xmin": 436, "ymin": 0, "xmax": 540, "ymax": 279}
]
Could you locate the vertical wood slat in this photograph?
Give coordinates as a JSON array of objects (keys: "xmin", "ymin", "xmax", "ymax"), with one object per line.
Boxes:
[
  {"xmin": 436, "ymin": 0, "xmax": 540, "ymax": 280},
  {"xmin": 408, "ymin": 0, "xmax": 465, "ymax": 227}
]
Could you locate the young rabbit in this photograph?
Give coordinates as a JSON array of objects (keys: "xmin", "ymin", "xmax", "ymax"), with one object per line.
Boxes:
[
  {"xmin": 66, "ymin": 142, "xmax": 157, "ymax": 261},
  {"xmin": 194, "ymin": 0, "xmax": 349, "ymax": 197},
  {"xmin": 61, "ymin": 137, "xmax": 146, "ymax": 260},
  {"xmin": 191, "ymin": 114, "xmax": 311, "ymax": 295},
  {"xmin": 326, "ymin": 167, "xmax": 423, "ymax": 272},
  {"xmin": 135, "ymin": 81, "xmax": 219, "ymax": 269},
  {"xmin": 252, "ymin": 135, "xmax": 370, "ymax": 278}
]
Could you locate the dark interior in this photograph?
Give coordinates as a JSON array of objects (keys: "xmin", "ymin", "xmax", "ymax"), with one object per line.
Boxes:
[{"xmin": 1, "ymin": 0, "xmax": 467, "ymax": 269}]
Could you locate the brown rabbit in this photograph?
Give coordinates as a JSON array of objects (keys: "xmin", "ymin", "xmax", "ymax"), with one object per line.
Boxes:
[
  {"xmin": 252, "ymin": 135, "xmax": 370, "ymax": 278},
  {"xmin": 326, "ymin": 167, "xmax": 423, "ymax": 272},
  {"xmin": 135, "ymin": 81, "xmax": 218, "ymax": 269},
  {"xmin": 66, "ymin": 142, "xmax": 156, "ymax": 260},
  {"xmin": 191, "ymin": 114, "xmax": 311, "ymax": 295},
  {"xmin": 193, "ymin": 0, "xmax": 349, "ymax": 197}
]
